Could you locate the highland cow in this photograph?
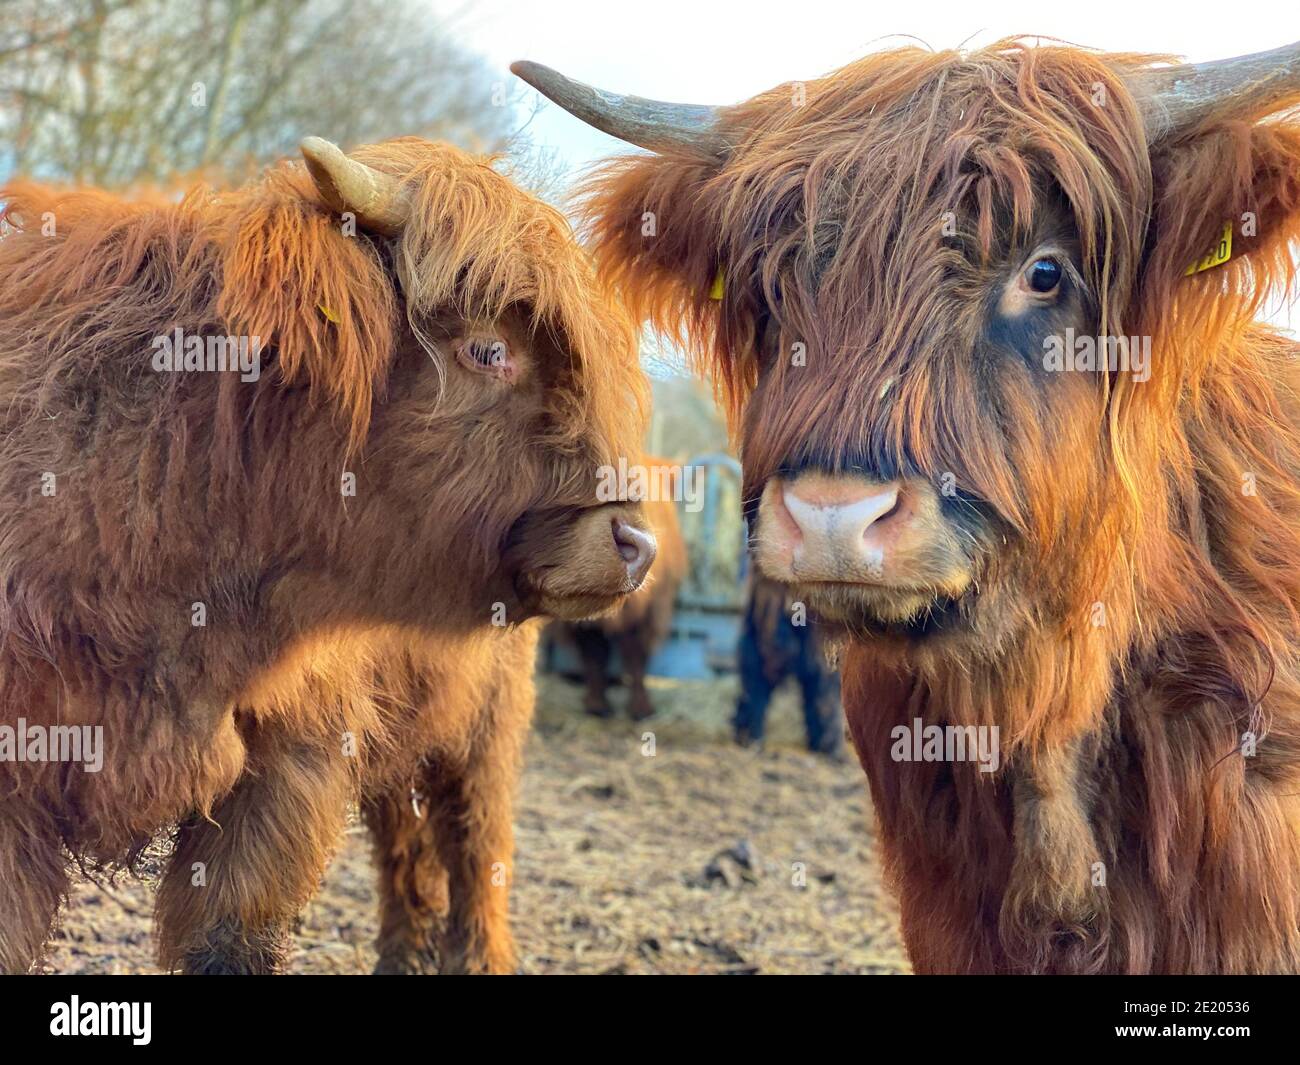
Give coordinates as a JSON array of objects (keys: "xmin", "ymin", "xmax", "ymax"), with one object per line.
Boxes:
[
  {"xmin": 0, "ymin": 137, "xmax": 654, "ymax": 974},
  {"xmin": 518, "ymin": 38, "xmax": 1300, "ymax": 972}
]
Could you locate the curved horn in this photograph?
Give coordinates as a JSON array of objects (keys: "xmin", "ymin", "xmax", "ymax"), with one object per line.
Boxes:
[
  {"xmin": 510, "ymin": 60, "xmax": 725, "ymax": 155},
  {"xmin": 300, "ymin": 136, "xmax": 409, "ymax": 235},
  {"xmin": 1131, "ymin": 39, "xmax": 1300, "ymax": 139}
]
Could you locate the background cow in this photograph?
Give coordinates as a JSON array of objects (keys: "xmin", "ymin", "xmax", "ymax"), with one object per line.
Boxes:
[
  {"xmin": 0, "ymin": 137, "xmax": 654, "ymax": 974},
  {"xmin": 557, "ymin": 457, "xmax": 687, "ymax": 720},
  {"xmin": 519, "ymin": 38, "xmax": 1300, "ymax": 972}
]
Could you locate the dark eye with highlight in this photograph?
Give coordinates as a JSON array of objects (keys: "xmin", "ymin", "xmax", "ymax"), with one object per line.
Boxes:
[
  {"xmin": 456, "ymin": 336, "xmax": 514, "ymax": 379},
  {"xmin": 1025, "ymin": 257, "xmax": 1063, "ymax": 294}
]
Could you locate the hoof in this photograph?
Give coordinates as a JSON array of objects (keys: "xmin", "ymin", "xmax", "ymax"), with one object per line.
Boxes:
[
  {"xmin": 628, "ymin": 693, "xmax": 655, "ymax": 721},
  {"xmin": 178, "ymin": 922, "xmax": 290, "ymax": 975}
]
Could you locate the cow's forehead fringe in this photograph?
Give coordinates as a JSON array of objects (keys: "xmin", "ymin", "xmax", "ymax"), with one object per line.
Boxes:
[
  {"xmin": 720, "ymin": 41, "xmax": 1156, "ymax": 302},
  {"xmin": 581, "ymin": 40, "xmax": 1160, "ymax": 435},
  {"xmin": 230, "ymin": 137, "xmax": 644, "ymax": 451},
  {"xmin": 355, "ymin": 139, "xmax": 634, "ymax": 343},
  {"xmin": 585, "ymin": 37, "xmax": 1300, "ymax": 425},
  {"xmin": 0, "ymin": 138, "xmax": 646, "ymax": 457}
]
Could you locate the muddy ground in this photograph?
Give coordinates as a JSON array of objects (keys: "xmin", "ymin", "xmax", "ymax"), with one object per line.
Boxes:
[{"xmin": 46, "ymin": 675, "xmax": 909, "ymax": 975}]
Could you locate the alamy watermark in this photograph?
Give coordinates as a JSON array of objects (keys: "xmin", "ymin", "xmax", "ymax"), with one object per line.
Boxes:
[
  {"xmin": 1043, "ymin": 328, "xmax": 1151, "ymax": 383},
  {"xmin": 0, "ymin": 719, "xmax": 104, "ymax": 772},
  {"xmin": 151, "ymin": 327, "xmax": 262, "ymax": 382},
  {"xmin": 596, "ymin": 458, "xmax": 705, "ymax": 512},
  {"xmin": 890, "ymin": 717, "xmax": 1000, "ymax": 773},
  {"xmin": 50, "ymin": 997, "xmax": 150, "ymax": 1045}
]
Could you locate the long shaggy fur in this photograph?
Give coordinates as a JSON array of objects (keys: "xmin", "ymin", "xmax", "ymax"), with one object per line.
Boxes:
[
  {"xmin": 582, "ymin": 39, "xmax": 1300, "ymax": 972},
  {"xmin": 0, "ymin": 138, "xmax": 648, "ymax": 973}
]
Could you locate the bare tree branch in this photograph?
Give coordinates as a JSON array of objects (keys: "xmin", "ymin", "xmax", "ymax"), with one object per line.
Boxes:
[{"xmin": 0, "ymin": 0, "xmax": 520, "ymax": 188}]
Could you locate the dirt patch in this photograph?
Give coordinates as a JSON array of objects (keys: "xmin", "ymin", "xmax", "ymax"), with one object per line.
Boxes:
[{"xmin": 45, "ymin": 674, "xmax": 909, "ymax": 975}]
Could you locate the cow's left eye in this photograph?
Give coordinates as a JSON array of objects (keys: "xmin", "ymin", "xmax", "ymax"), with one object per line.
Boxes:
[
  {"xmin": 456, "ymin": 336, "xmax": 514, "ymax": 379},
  {"xmin": 1025, "ymin": 257, "xmax": 1063, "ymax": 294}
]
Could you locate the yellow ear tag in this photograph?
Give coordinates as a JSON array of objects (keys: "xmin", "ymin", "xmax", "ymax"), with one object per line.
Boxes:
[
  {"xmin": 1185, "ymin": 221, "xmax": 1233, "ymax": 275},
  {"xmin": 318, "ymin": 303, "xmax": 341, "ymax": 324},
  {"xmin": 709, "ymin": 267, "xmax": 725, "ymax": 301}
]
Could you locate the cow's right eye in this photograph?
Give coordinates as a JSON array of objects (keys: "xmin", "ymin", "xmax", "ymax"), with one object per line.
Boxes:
[
  {"xmin": 455, "ymin": 336, "xmax": 515, "ymax": 380},
  {"xmin": 1026, "ymin": 258, "xmax": 1063, "ymax": 294}
]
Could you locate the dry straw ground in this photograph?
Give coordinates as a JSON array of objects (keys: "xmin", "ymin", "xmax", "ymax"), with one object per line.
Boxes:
[{"xmin": 47, "ymin": 674, "xmax": 909, "ymax": 975}]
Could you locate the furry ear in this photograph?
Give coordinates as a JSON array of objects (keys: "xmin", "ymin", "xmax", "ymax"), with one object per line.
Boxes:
[
  {"xmin": 580, "ymin": 151, "xmax": 758, "ymax": 427},
  {"xmin": 1139, "ymin": 112, "xmax": 1300, "ymax": 350}
]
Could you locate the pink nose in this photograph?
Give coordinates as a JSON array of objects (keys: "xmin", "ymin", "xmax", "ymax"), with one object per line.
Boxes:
[
  {"xmin": 612, "ymin": 518, "xmax": 657, "ymax": 586},
  {"xmin": 769, "ymin": 474, "xmax": 906, "ymax": 582}
]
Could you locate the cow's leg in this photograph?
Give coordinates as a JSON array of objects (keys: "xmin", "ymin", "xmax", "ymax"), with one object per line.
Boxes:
[
  {"xmin": 155, "ymin": 734, "xmax": 351, "ymax": 974},
  {"xmin": 1000, "ymin": 740, "xmax": 1104, "ymax": 972},
  {"xmin": 618, "ymin": 629, "xmax": 655, "ymax": 721},
  {"xmin": 734, "ymin": 628, "xmax": 776, "ymax": 747},
  {"xmin": 0, "ymin": 801, "xmax": 68, "ymax": 974},
  {"xmin": 573, "ymin": 626, "xmax": 614, "ymax": 718},
  {"xmin": 428, "ymin": 755, "xmax": 517, "ymax": 974},
  {"xmin": 429, "ymin": 686, "xmax": 530, "ymax": 975},
  {"xmin": 363, "ymin": 781, "xmax": 450, "ymax": 974}
]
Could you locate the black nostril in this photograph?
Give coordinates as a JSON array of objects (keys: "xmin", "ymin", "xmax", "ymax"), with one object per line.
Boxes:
[{"xmin": 876, "ymin": 493, "xmax": 904, "ymax": 525}]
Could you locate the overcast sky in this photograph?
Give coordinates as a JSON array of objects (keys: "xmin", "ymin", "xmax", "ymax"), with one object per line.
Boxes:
[{"xmin": 434, "ymin": 0, "xmax": 1296, "ymax": 329}]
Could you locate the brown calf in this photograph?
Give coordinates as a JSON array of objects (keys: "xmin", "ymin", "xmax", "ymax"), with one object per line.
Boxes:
[{"xmin": 0, "ymin": 137, "xmax": 653, "ymax": 973}]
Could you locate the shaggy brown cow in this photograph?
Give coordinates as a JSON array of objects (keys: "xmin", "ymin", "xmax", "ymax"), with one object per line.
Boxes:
[
  {"xmin": 518, "ymin": 38, "xmax": 1300, "ymax": 972},
  {"xmin": 559, "ymin": 457, "xmax": 687, "ymax": 719},
  {"xmin": 0, "ymin": 137, "xmax": 654, "ymax": 974}
]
